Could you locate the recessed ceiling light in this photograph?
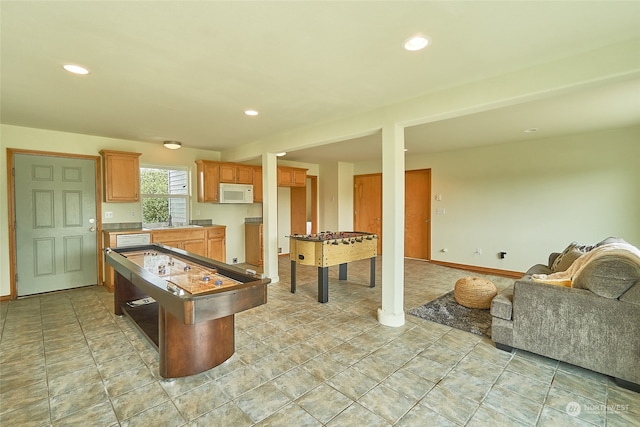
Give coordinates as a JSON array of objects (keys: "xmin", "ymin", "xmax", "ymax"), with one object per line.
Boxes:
[
  {"xmin": 403, "ymin": 35, "xmax": 430, "ymax": 51},
  {"xmin": 63, "ymin": 64, "xmax": 90, "ymax": 75},
  {"xmin": 524, "ymin": 128, "xmax": 538, "ymax": 133},
  {"xmin": 276, "ymin": 152, "xmax": 287, "ymax": 157},
  {"xmin": 244, "ymin": 110, "xmax": 259, "ymax": 116}
]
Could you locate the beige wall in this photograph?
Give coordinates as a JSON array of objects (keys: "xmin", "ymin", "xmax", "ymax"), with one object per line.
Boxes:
[
  {"xmin": 337, "ymin": 162, "xmax": 355, "ymax": 231},
  {"xmin": 0, "ymin": 125, "xmax": 328, "ymax": 297},
  {"xmin": 3, "ymin": 123, "xmax": 639, "ymax": 296},
  {"xmin": 0, "ymin": 124, "xmax": 264, "ymax": 297},
  {"xmin": 318, "ymin": 162, "xmax": 339, "ymax": 232},
  {"xmin": 355, "ymin": 125, "xmax": 640, "ymax": 272}
]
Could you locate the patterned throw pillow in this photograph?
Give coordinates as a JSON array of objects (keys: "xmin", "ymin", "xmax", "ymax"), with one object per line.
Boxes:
[{"xmin": 551, "ymin": 242, "xmax": 591, "ymax": 272}]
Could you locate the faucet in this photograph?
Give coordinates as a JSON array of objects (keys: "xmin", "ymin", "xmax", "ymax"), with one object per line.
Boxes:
[{"xmin": 168, "ymin": 214, "xmax": 172, "ymax": 227}]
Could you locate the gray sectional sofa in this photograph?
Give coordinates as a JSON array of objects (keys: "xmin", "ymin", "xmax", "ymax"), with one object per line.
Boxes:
[{"xmin": 491, "ymin": 238, "xmax": 640, "ymax": 391}]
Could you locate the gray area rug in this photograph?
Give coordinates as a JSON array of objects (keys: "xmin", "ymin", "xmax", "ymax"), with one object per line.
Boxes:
[{"xmin": 408, "ymin": 291, "xmax": 492, "ymax": 337}]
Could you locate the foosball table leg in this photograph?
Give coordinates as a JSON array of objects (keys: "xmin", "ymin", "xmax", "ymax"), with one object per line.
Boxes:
[
  {"xmin": 338, "ymin": 263, "xmax": 347, "ymax": 280},
  {"xmin": 370, "ymin": 257, "xmax": 376, "ymax": 288},
  {"xmin": 318, "ymin": 266, "xmax": 329, "ymax": 303},
  {"xmin": 290, "ymin": 260, "xmax": 297, "ymax": 293}
]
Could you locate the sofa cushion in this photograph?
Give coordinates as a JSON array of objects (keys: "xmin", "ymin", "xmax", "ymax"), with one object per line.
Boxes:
[
  {"xmin": 491, "ymin": 317, "xmax": 514, "ymax": 347},
  {"xmin": 620, "ymin": 282, "xmax": 640, "ymax": 305},
  {"xmin": 573, "ymin": 255, "xmax": 640, "ymax": 298},
  {"xmin": 526, "ymin": 264, "xmax": 552, "ymax": 276},
  {"xmin": 491, "ymin": 285, "xmax": 514, "ymax": 320},
  {"xmin": 511, "ymin": 281, "xmax": 640, "ymax": 385}
]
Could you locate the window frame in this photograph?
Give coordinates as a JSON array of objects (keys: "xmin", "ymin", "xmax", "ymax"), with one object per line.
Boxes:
[{"xmin": 139, "ymin": 164, "xmax": 190, "ymax": 228}]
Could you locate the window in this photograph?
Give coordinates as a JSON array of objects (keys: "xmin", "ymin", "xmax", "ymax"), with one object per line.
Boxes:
[{"xmin": 140, "ymin": 166, "xmax": 189, "ymax": 228}]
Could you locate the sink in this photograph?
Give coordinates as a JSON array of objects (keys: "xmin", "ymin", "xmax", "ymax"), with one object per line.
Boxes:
[{"xmin": 143, "ymin": 225, "xmax": 203, "ymax": 230}]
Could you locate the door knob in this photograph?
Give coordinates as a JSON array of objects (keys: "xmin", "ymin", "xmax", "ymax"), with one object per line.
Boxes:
[{"xmin": 89, "ymin": 227, "xmax": 96, "ymax": 232}]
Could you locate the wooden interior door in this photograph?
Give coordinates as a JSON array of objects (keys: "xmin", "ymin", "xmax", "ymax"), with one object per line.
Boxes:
[
  {"xmin": 290, "ymin": 186, "xmax": 307, "ymax": 235},
  {"xmin": 405, "ymin": 169, "xmax": 431, "ymax": 260},
  {"xmin": 354, "ymin": 174, "xmax": 382, "ymax": 253}
]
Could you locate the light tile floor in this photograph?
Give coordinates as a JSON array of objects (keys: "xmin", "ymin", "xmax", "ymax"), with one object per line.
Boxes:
[{"xmin": 1, "ymin": 257, "xmax": 639, "ymax": 426}]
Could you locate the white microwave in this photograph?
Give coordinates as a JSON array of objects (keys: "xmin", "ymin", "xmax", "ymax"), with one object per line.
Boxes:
[{"xmin": 219, "ymin": 183, "xmax": 253, "ymax": 204}]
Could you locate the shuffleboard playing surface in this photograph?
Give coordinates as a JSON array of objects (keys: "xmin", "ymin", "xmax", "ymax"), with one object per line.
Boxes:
[{"xmin": 123, "ymin": 250, "xmax": 240, "ymax": 294}]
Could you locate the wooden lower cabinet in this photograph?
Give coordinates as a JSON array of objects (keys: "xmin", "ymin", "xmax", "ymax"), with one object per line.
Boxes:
[
  {"xmin": 207, "ymin": 227, "xmax": 226, "ymax": 262},
  {"xmin": 152, "ymin": 229, "xmax": 207, "ymax": 257},
  {"xmin": 102, "ymin": 226, "xmax": 226, "ymax": 291},
  {"xmin": 182, "ymin": 239, "xmax": 207, "ymax": 257},
  {"xmin": 245, "ymin": 223, "xmax": 263, "ymax": 267}
]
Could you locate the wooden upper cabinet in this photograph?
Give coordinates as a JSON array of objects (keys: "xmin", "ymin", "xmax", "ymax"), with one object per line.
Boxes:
[
  {"xmin": 219, "ymin": 163, "xmax": 253, "ymax": 184},
  {"xmin": 100, "ymin": 150, "xmax": 141, "ymax": 202},
  {"xmin": 252, "ymin": 166, "xmax": 263, "ymax": 203},
  {"xmin": 278, "ymin": 166, "xmax": 307, "ymax": 187},
  {"xmin": 196, "ymin": 160, "xmax": 220, "ymax": 203},
  {"xmin": 197, "ymin": 160, "xmax": 258, "ymax": 203}
]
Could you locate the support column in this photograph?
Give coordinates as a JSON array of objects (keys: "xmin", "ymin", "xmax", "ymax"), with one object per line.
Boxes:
[
  {"xmin": 377, "ymin": 122, "xmax": 405, "ymax": 327},
  {"xmin": 262, "ymin": 153, "xmax": 279, "ymax": 283}
]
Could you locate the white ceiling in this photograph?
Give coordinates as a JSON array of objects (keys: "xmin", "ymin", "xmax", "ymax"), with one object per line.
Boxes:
[
  {"xmin": 284, "ymin": 77, "xmax": 640, "ymax": 163},
  {"xmin": 2, "ymin": 1, "xmax": 640, "ymax": 164}
]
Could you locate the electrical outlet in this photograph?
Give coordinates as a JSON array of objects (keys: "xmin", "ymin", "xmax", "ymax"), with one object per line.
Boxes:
[
  {"xmin": 104, "ymin": 211, "xmax": 113, "ymax": 219},
  {"xmin": 278, "ymin": 247, "xmax": 282, "ymax": 254},
  {"xmin": 475, "ymin": 248, "xmax": 482, "ymax": 254},
  {"xmin": 130, "ymin": 210, "xmax": 136, "ymax": 217}
]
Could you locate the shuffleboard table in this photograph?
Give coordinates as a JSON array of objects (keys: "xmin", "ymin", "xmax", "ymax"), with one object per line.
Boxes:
[
  {"xmin": 104, "ymin": 244, "xmax": 270, "ymax": 378},
  {"xmin": 289, "ymin": 231, "xmax": 378, "ymax": 303}
]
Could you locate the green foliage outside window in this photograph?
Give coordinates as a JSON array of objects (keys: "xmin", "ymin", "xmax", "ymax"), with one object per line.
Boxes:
[{"xmin": 141, "ymin": 168, "xmax": 170, "ymax": 223}]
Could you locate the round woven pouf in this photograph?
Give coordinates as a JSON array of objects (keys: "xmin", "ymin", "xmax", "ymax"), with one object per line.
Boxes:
[{"xmin": 454, "ymin": 276, "xmax": 497, "ymax": 309}]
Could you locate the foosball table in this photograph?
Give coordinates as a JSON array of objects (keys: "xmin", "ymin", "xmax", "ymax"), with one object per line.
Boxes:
[{"xmin": 289, "ymin": 231, "xmax": 378, "ymax": 303}]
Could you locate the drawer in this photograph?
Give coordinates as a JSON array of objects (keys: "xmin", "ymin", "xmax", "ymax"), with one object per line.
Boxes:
[
  {"xmin": 207, "ymin": 227, "xmax": 226, "ymax": 238},
  {"xmin": 152, "ymin": 229, "xmax": 206, "ymax": 242}
]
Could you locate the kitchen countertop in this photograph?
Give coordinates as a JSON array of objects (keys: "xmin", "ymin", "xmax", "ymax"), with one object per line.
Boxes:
[{"xmin": 103, "ymin": 225, "xmax": 226, "ymax": 234}]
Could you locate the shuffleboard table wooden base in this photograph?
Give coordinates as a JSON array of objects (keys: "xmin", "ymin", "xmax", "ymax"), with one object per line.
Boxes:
[{"xmin": 105, "ymin": 244, "xmax": 269, "ymax": 378}]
